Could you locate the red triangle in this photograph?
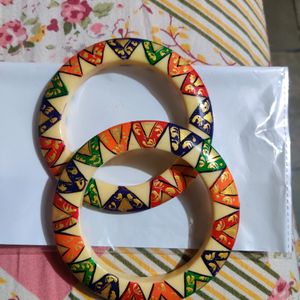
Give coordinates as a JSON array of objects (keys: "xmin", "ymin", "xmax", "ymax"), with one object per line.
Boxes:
[
  {"xmin": 55, "ymin": 233, "xmax": 84, "ymax": 263},
  {"xmin": 181, "ymin": 70, "xmax": 208, "ymax": 97},
  {"xmin": 212, "ymin": 212, "xmax": 240, "ymax": 250},
  {"xmin": 132, "ymin": 121, "xmax": 167, "ymax": 148},
  {"xmin": 149, "ymin": 282, "xmax": 182, "ymax": 299},
  {"xmin": 168, "ymin": 52, "xmax": 193, "ymax": 76},
  {"xmin": 39, "ymin": 137, "xmax": 65, "ymax": 176},
  {"xmin": 210, "ymin": 167, "xmax": 239, "ymax": 208},
  {"xmin": 120, "ymin": 282, "xmax": 146, "ymax": 300},
  {"xmin": 78, "ymin": 41, "xmax": 105, "ymax": 65},
  {"xmin": 60, "ymin": 55, "xmax": 83, "ymax": 76}
]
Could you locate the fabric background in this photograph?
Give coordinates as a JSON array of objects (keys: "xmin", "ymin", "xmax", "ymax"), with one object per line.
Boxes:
[{"xmin": 0, "ymin": 0, "xmax": 299, "ymax": 299}]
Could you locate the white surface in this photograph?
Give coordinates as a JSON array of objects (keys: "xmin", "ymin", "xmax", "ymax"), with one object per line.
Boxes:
[{"xmin": 0, "ymin": 62, "xmax": 291, "ymax": 252}]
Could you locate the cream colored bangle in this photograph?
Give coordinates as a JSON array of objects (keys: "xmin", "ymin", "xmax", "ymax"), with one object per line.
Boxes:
[
  {"xmin": 53, "ymin": 120, "xmax": 240, "ymax": 299},
  {"xmin": 39, "ymin": 38, "xmax": 214, "ymax": 212}
]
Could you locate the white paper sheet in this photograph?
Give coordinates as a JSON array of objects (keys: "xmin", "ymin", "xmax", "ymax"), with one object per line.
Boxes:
[{"xmin": 0, "ymin": 62, "xmax": 291, "ymax": 252}]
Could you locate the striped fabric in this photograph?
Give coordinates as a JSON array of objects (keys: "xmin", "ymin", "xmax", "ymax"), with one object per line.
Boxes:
[
  {"xmin": 69, "ymin": 248, "xmax": 282, "ymax": 299},
  {"xmin": 148, "ymin": 0, "xmax": 270, "ymax": 66}
]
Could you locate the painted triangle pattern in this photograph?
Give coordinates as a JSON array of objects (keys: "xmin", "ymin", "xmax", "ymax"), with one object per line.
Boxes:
[
  {"xmin": 44, "ymin": 72, "xmax": 68, "ymax": 99},
  {"xmin": 181, "ymin": 69, "xmax": 209, "ymax": 97},
  {"xmin": 78, "ymin": 41, "xmax": 106, "ymax": 65},
  {"xmin": 60, "ymin": 55, "xmax": 83, "ymax": 76},
  {"xmin": 68, "ymin": 258, "xmax": 96, "ymax": 286},
  {"xmin": 142, "ymin": 40, "xmax": 172, "ymax": 65},
  {"xmin": 210, "ymin": 167, "xmax": 239, "ymax": 208},
  {"xmin": 169, "ymin": 124, "xmax": 202, "ymax": 156},
  {"xmin": 102, "ymin": 186, "xmax": 148, "ymax": 212},
  {"xmin": 57, "ymin": 160, "xmax": 87, "ymax": 193},
  {"xmin": 132, "ymin": 121, "xmax": 168, "ymax": 148},
  {"xmin": 73, "ymin": 135, "xmax": 102, "ymax": 167},
  {"xmin": 195, "ymin": 141, "xmax": 226, "ymax": 173},
  {"xmin": 189, "ymin": 98, "xmax": 213, "ymax": 136},
  {"xmin": 149, "ymin": 282, "xmax": 183, "ymax": 299},
  {"xmin": 84, "ymin": 178, "xmax": 101, "ymax": 208},
  {"xmin": 107, "ymin": 38, "xmax": 141, "ymax": 59},
  {"xmin": 90, "ymin": 274, "xmax": 119, "ymax": 299},
  {"xmin": 39, "ymin": 99, "xmax": 61, "ymax": 134},
  {"xmin": 150, "ymin": 164, "xmax": 197, "ymax": 208},
  {"xmin": 120, "ymin": 282, "xmax": 146, "ymax": 300},
  {"xmin": 52, "ymin": 193, "xmax": 79, "ymax": 232},
  {"xmin": 39, "ymin": 38, "xmax": 214, "ymax": 182},
  {"xmin": 202, "ymin": 251, "xmax": 230, "ymax": 276},
  {"xmin": 99, "ymin": 122, "xmax": 132, "ymax": 154},
  {"xmin": 39, "ymin": 136, "xmax": 65, "ymax": 170},
  {"xmin": 168, "ymin": 52, "xmax": 193, "ymax": 77},
  {"xmin": 55, "ymin": 233, "xmax": 84, "ymax": 263},
  {"xmin": 184, "ymin": 271, "xmax": 212, "ymax": 297},
  {"xmin": 212, "ymin": 211, "xmax": 240, "ymax": 250}
]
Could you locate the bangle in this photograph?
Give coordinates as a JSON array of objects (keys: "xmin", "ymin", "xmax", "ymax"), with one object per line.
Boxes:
[
  {"xmin": 53, "ymin": 120, "xmax": 239, "ymax": 299},
  {"xmin": 39, "ymin": 38, "xmax": 214, "ymax": 212}
]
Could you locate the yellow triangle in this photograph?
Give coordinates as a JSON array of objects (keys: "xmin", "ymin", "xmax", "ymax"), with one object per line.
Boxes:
[
  {"xmin": 53, "ymin": 206, "xmax": 70, "ymax": 221},
  {"xmin": 110, "ymin": 126, "xmax": 122, "ymax": 144},
  {"xmin": 204, "ymin": 112, "xmax": 212, "ymax": 123},
  {"xmin": 179, "ymin": 128, "xmax": 191, "ymax": 141},
  {"xmin": 59, "ymin": 167, "xmax": 72, "ymax": 183},
  {"xmin": 57, "ymin": 245, "xmax": 69, "ymax": 256},
  {"xmin": 224, "ymin": 224, "xmax": 238, "ymax": 238},
  {"xmin": 78, "ymin": 143, "xmax": 92, "ymax": 156},
  {"xmin": 216, "ymin": 259, "xmax": 226, "ymax": 268},
  {"xmin": 141, "ymin": 121, "xmax": 156, "ymax": 137},
  {"xmin": 221, "ymin": 182, "xmax": 238, "ymax": 196},
  {"xmin": 95, "ymin": 180, "xmax": 118, "ymax": 206},
  {"xmin": 39, "ymin": 112, "xmax": 49, "ymax": 125},
  {"xmin": 152, "ymin": 42, "xmax": 162, "ymax": 52},
  {"xmin": 117, "ymin": 197, "xmax": 134, "ymax": 212},
  {"xmin": 118, "ymin": 39, "xmax": 128, "ymax": 47},
  {"xmin": 213, "ymin": 202, "xmax": 238, "ymax": 221},
  {"xmin": 196, "ymin": 281, "xmax": 206, "ymax": 290},
  {"xmin": 159, "ymin": 169, "xmax": 177, "ymax": 187}
]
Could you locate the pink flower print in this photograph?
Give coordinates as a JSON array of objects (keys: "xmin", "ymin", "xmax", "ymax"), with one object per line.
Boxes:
[
  {"xmin": 0, "ymin": 20, "xmax": 27, "ymax": 49},
  {"xmin": 0, "ymin": 0, "xmax": 13, "ymax": 6},
  {"xmin": 61, "ymin": 0, "xmax": 92, "ymax": 24},
  {"xmin": 47, "ymin": 18, "xmax": 59, "ymax": 32},
  {"xmin": 269, "ymin": 278, "xmax": 291, "ymax": 300},
  {"xmin": 90, "ymin": 23, "xmax": 104, "ymax": 35}
]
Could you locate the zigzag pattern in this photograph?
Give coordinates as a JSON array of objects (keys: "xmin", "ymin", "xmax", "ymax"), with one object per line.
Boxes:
[
  {"xmin": 39, "ymin": 38, "xmax": 214, "ymax": 184},
  {"xmin": 51, "ymin": 121, "xmax": 240, "ymax": 299}
]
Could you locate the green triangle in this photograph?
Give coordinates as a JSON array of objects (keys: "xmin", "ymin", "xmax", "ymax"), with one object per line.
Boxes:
[
  {"xmin": 142, "ymin": 40, "xmax": 172, "ymax": 65},
  {"xmin": 73, "ymin": 136, "xmax": 102, "ymax": 167},
  {"xmin": 68, "ymin": 258, "xmax": 96, "ymax": 286},
  {"xmin": 185, "ymin": 271, "xmax": 211, "ymax": 297},
  {"xmin": 83, "ymin": 178, "xmax": 101, "ymax": 208},
  {"xmin": 195, "ymin": 141, "xmax": 226, "ymax": 173},
  {"xmin": 44, "ymin": 72, "xmax": 68, "ymax": 99}
]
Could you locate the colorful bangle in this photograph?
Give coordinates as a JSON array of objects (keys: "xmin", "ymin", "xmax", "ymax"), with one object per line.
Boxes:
[
  {"xmin": 39, "ymin": 38, "xmax": 214, "ymax": 212},
  {"xmin": 53, "ymin": 121, "xmax": 239, "ymax": 299}
]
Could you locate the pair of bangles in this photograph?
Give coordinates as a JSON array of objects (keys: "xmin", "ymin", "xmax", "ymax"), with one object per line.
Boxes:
[{"xmin": 38, "ymin": 38, "xmax": 240, "ymax": 299}]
